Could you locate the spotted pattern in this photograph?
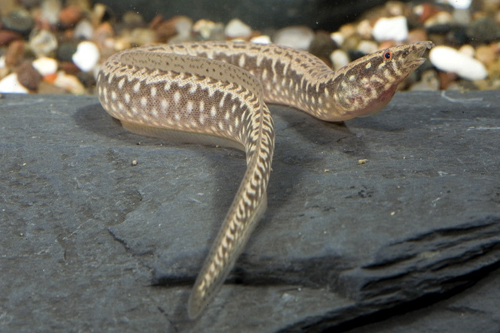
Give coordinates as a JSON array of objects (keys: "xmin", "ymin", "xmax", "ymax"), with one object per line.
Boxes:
[{"xmin": 96, "ymin": 40, "xmax": 433, "ymax": 319}]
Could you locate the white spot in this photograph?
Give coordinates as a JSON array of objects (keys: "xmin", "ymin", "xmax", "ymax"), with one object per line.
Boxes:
[
  {"xmin": 118, "ymin": 78, "xmax": 125, "ymax": 89},
  {"xmin": 218, "ymin": 121, "xmax": 224, "ymax": 130},
  {"xmin": 199, "ymin": 100, "xmax": 205, "ymax": 113},
  {"xmin": 219, "ymin": 96, "xmax": 225, "ymax": 109},
  {"xmin": 151, "ymin": 86, "xmax": 157, "ymax": 97},
  {"xmin": 349, "ymin": 75, "xmax": 356, "ymax": 81},
  {"xmin": 262, "ymin": 68, "xmax": 268, "ymax": 81},
  {"xmin": 199, "ymin": 114, "xmax": 205, "ymax": 125},
  {"xmin": 124, "ymin": 93, "xmax": 130, "ymax": 104},
  {"xmin": 224, "ymin": 112, "xmax": 230, "ymax": 120},
  {"xmin": 238, "ymin": 55, "xmax": 245, "ymax": 67},
  {"xmin": 111, "ymin": 91, "xmax": 117, "ymax": 101},
  {"xmin": 133, "ymin": 82, "xmax": 141, "ymax": 93},
  {"xmin": 164, "ymin": 81, "xmax": 171, "ymax": 91},
  {"xmin": 161, "ymin": 99, "xmax": 169, "ymax": 109},
  {"xmin": 365, "ymin": 62, "xmax": 372, "ymax": 69},
  {"xmin": 151, "ymin": 108, "xmax": 158, "ymax": 118},
  {"xmin": 174, "ymin": 113, "xmax": 181, "ymax": 121},
  {"xmin": 231, "ymin": 104, "xmax": 237, "ymax": 114},
  {"xmin": 131, "ymin": 106, "xmax": 138, "ymax": 115},
  {"xmin": 190, "ymin": 84, "xmax": 198, "ymax": 94},
  {"xmin": 210, "ymin": 106, "xmax": 217, "ymax": 118},
  {"xmin": 174, "ymin": 91, "xmax": 181, "ymax": 105},
  {"xmin": 186, "ymin": 101, "xmax": 194, "ymax": 113},
  {"xmin": 140, "ymin": 97, "xmax": 147, "ymax": 107}
]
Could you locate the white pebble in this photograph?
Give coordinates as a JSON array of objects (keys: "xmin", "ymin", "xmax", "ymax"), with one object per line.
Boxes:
[
  {"xmin": 372, "ymin": 16, "xmax": 408, "ymax": 42},
  {"xmin": 29, "ymin": 29, "xmax": 58, "ymax": 58},
  {"xmin": 0, "ymin": 56, "xmax": 5, "ymax": 69},
  {"xmin": 0, "ymin": 73, "xmax": 29, "ymax": 93},
  {"xmin": 357, "ymin": 40, "xmax": 378, "ymax": 55},
  {"xmin": 250, "ymin": 35, "xmax": 271, "ymax": 44},
  {"xmin": 72, "ymin": 41, "xmax": 100, "ymax": 72},
  {"xmin": 32, "ymin": 57, "xmax": 58, "ymax": 76},
  {"xmin": 41, "ymin": 0, "xmax": 61, "ymax": 25},
  {"xmin": 225, "ymin": 19, "xmax": 252, "ymax": 39},
  {"xmin": 74, "ymin": 19, "xmax": 94, "ymax": 40},
  {"xmin": 330, "ymin": 32, "xmax": 344, "ymax": 47},
  {"xmin": 458, "ymin": 44, "xmax": 475, "ymax": 57},
  {"xmin": 330, "ymin": 49, "xmax": 350, "ymax": 70},
  {"xmin": 430, "ymin": 46, "xmax": 488, "ymax": 81},
  {"xmin": 274, "ymin": 26, "xmax": 314, "ymax": 50},
  {"xmin": 54, "ymin": 71, "xmax": 85, "ymax": 94}
]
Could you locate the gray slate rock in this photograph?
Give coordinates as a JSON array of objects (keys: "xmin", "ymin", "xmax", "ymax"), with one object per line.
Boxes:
[{"xmin": 0, "ymin": 91, "xmax": 499, "ymax": 332}]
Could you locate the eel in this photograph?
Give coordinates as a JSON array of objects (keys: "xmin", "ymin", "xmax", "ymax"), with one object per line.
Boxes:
[{"xmin": 96, "ymin": 40, "xmax": 434, "ymax": 318}]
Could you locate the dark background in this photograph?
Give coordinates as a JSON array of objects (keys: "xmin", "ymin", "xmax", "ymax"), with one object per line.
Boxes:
[{"xmin": 99, "ymin": 0, "xmax": 412, "ymax": 31}]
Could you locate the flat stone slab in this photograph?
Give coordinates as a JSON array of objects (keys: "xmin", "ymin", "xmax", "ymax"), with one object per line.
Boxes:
[{"xmin": 1, "ymin": 91, "xmax": 499, "ymax": 332}]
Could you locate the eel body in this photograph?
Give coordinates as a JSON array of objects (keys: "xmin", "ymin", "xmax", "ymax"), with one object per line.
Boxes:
[{"xmin": 97, "ymin": 40, "xmax": 433, "ymax": 318}]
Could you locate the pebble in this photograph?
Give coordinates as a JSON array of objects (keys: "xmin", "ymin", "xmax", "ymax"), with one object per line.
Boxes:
[
  {"xmin": 1, "ymin": 9, "xmax": 34, "ymax": 36},
  {"xmin": 357, "ymin": 40, "xmax": 378, "ymax": 55},
  {"xmin": 250, "ymin": 35, "xmax": 271, "ymax": 44},
  {"xmin": 409, "ymin": 70, "xmax": 440, "ymax": 91},
  {"xmin": 57, "ymin": 42, "xmax": 77, "ymax": 62},
  {"xmin": 467, "ymin": 17, "xmax": 500, "ymax": 43},
  {"xmin": 193, "ymin": 19, "xmax": 216, "ymax": 40},
  {"xmin": 372, "ymin": 16, "xmax": 408, "ymax": 42},
  {"xmin": 424, "ymin": 11, "xmax": 454, "ymax": 33},
  {"xmin": 225, "ymin": 18, "xmax": 252, "ymax": 39},
  {"xmin": 5, "ymin": 40, "xmax": 25, "ymax": 68},
  {"xmin": 29, "ymin": 29, "xmax": 58, "ymax": 58},
  {"xmin": 53, "ymin": 71, "xmax": 85, "ymax": 94},
  {"xmin": 72, "ymin": 41, "xmax": 100, "ymax": 72},
  {"xmin": 330, "ymin": 32, "xmax": 344, "ymax": 47},
  {"xmin": 430, "ymin": 45, "xmax": 488, "ymax": 80},
  {"xmin": 274, "ymin": 26, "xmax": 314, "ymax": 50},
  {"xmin": 127, "ymin": 28, "xmax": 156, "ymax": 46},
  {"xmin": 0, "ymin": 29, "xmax": 23, "ymax": 46},
  {"xmin": 475, "ymin": 45, "xmax": 496, "ymax": 66},
  {"xmin": 330, "ymin": 49, "xmax": 350, "ymax": 70},
  {"xmin": 41, "ymin": 0, "xmax": 62, "ymax": 25},
  {"xmin": 17, "ymin": 61, "xmax": 42, "ymax": 91},
  {"xmin": 308, "ymin": 31, "xmax": 337, "ymax": 62},
  {"xmin": 441, "ymin": 0, "xmax": 472, "ymax": 9},
  {"xmin": 59, "ymin": 5, "xmax": 82, "ymax": 27},
  {"xmin": 0, "ymin": 73, "xmax": 29, "ymax": 93},
  {"xmin": 122, "ymin": 11, "xmax": 145, "ymax": 29},
  {"xmin": 73, "ymin": 19, "xmax": 94, "ymax": 40},
  {"xmin": 32, "ymin": 57, "xmax": 58, "ymax": 76}
]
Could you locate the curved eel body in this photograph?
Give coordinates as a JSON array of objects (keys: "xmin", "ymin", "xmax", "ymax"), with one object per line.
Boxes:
[{"xmin": 97, "ymin": 40, "xmax": 433, "ymax": 318}]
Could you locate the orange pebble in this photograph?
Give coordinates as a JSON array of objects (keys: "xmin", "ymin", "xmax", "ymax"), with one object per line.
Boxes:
[{"xmin": 44, "ymin": 72, "xmax": 58, "ymax": 84}]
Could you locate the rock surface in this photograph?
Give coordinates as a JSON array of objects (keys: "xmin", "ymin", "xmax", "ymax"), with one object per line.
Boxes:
[{"xmin": 1, "ymin": 92, "xmax": 499, "ymax": 332}]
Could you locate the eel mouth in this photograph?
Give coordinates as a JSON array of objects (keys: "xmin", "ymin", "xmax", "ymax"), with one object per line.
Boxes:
[{"xmin": 406, "ymin": 41, "xmax": 435, "ymax": 67}]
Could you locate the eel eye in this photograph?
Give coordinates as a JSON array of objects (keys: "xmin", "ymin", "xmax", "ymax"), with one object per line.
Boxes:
[{"xmin": 383, "ymin": 50, "xmax": 393, "ymax": 61}]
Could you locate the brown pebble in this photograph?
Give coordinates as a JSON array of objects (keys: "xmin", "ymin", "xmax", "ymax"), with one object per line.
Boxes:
[
  {"xmin": 92, "ymin": 21, "xmax": 114, "ymax": 52},
  {"xmin": 5, "ymin": 40, "xmax": 25, "ymax": 68},
  {"xmin": 59, "ymin": 5, "xmax": 82, "ymax": 27},
  {"xmin": 407, "ymin": 29, "xmax": 428, "ymax": 44},
  {"xmin": 415, "ymin": 3, "xmax": 442, "ymax": 23},
  {"xmin": 0, "ymin": 30, "xmax": 23, "ymax": 46},
  {"xmin": 476, "ymin": 45, "xmax": 496, "ymax": 66},
  {"xmin": 148, "ymin": 14, "xmax": 164, "ymax": 30},
  {"xmin": 59, "ymin": 61, "xmax": 80, "ymax": 75},
  {"xmin": 154, "ymin": 16, "xmax": 189, "ymax": 43},
  {"xmin": 378, "ymin": 40, "xmax": 396, "ymax": 50},
  {"xmin": 438, "ymin": 71, "xmax": 458, "ymax": 90},
  {"xmin": 17, "ymin": 61, "xmax": 42, "ymax": 91}
]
